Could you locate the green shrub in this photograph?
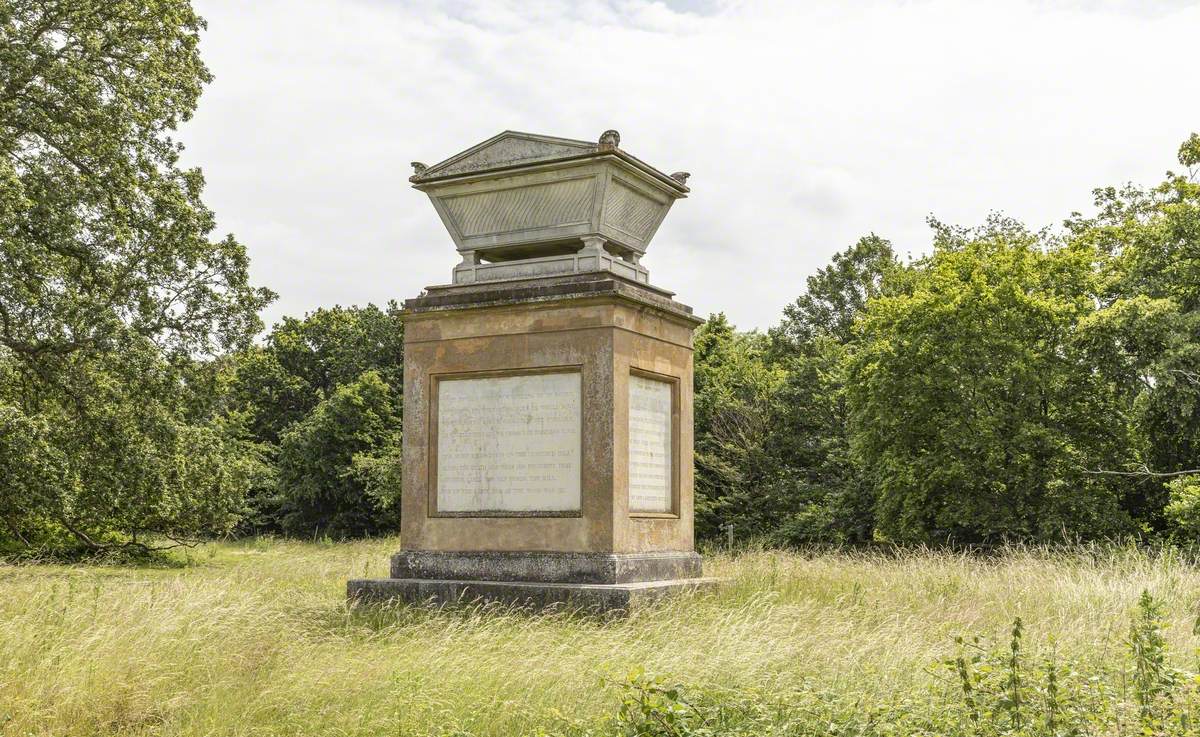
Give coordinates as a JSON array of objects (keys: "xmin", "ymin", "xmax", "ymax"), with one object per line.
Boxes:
[
  {"xmin": 1165, "ymin": 475, "xmax": 1200, "ymax": 539},
  {"xmin": 275, "ymin": 371, "xmax": 400, "ymax": 538}
]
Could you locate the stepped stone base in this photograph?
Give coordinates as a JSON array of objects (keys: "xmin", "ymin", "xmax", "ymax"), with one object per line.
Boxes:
[
  {"xmin": 346, "ymin": 576, "xmax": 719, "ymax": 614},
  {"xmin": 390, "ymin": 550, "xmax": 703, "ymax": 584}
]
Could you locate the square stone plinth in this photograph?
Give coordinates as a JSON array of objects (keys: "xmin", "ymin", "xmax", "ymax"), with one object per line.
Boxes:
[
  {"xmin": 346, "ymin": 576, "xmax": 720, "ymax": 615},
  {"xmin": 352, "ymin": 272, "xmax": 712, "ymax": 613},
  {"xmin": 399, "ymin": 272, "xmax": 703, "ymax": 557}
]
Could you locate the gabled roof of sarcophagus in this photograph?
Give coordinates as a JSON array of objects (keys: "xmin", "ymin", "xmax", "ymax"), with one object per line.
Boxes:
[
  {"xmin": 410, "ymin": 131, "xmax": 595, "ymax": 182},
  {"xmin": 408, "ymin": 130, "xmax": 690, "ymax": 195}
]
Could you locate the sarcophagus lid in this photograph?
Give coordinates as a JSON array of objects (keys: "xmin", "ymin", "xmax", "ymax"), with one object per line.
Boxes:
[{"xmin": 410, "ymin": 130, "xmax": 689, "ymax": 286}]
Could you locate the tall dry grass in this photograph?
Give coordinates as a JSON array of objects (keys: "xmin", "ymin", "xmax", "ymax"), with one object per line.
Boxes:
[{"xmin": 3, "ymin": 540, "xmax": 1200, "ymax": 735}]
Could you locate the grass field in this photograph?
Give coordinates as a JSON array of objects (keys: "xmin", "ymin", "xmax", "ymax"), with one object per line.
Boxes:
[{"xmin": 4, "ymin": 539, "xmax": 1200, "ymax": 736}]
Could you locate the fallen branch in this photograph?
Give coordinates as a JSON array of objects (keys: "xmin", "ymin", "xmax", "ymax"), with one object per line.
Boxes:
[{"xmin": 56, "ymin": 515, "xmax": 201, "ymax": 553}]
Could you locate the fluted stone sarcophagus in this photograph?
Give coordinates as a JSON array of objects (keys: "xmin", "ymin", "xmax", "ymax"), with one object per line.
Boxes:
[{"xmin": 409, "ymin": 130, "xmax": 689, "ymax": 286}]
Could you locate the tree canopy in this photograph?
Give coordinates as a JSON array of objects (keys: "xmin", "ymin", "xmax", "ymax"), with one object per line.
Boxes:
[
  {"xmin": 0, "ymin": 0, "xmax": 272, "ymax": 552},
  {"xmin": 692, "ymin": 134, "xmax": 1200, "ymax": 547},
  {"xmin": 848, "ymin": 220, "xmax": 1133, "ymax": 542},
  {"xmin": 2, "ymin": 0, "xmax": 1198, "ymax": 553},
  {"xmin": 228, "ymin": 304, "xmax": 404, "ymax": 537}
]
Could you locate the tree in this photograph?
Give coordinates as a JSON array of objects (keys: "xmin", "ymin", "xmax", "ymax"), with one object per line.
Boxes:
[
  {"xmin": 1163, "ymin": 474, "xmax": 1200, "ymax": 540},
  {"xmin": 764, "ymin": 236, "xmax": 900, "ymax": 544},
  {"xmin": 229, "ymin": 304, "xmax": 404, "ymax": 534},
  {"xmin": 771, "ymin": 234, "xmax": 899, "ymax": 353},
  {"xmin": 275, "ymin": 371, "xmax": 400, "ymax": 538},
  {"xmin": 1065, "ymin": 134, "xmax": 1200, "ymax": 530},
  {"xmin": 848, "ymin": 218, "xmax": 1136, "ymax": 544},
  {"xmin": 233, "ymin": 303, "xmax": 404, "ymax": 445},
  {"xmin": 692, "ymin": 313, "xmax": 785, "ymax": 542},
  {"xmin": 0, "ymin": 1, "xmax": 273, "ymax": 551}
]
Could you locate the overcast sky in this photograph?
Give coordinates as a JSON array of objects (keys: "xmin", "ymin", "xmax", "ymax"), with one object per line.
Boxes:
[{"xmin": 183, "ymin": 0, "xmax": 1200, "ymax": 332}]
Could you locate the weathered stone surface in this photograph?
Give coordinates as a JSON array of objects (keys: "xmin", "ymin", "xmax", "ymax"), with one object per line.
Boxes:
[
  {"xmin": 399, "ymin": 287, "xmax": 699, "ymax": 555},
  {"xmin": 408, "ymin": 271, "xmax": 694, "ymax": 322},
  {"xmin": 435, "ymin": 371, "xmax": 582, "ymax": 514},
  {"xmin": 389, "ymin": 550, "xmax": 703, "ymax": 584},
  {"xmin": 411, "ymin": 131, "xmax": 597, "ymax": 181},
  {"xmin": 346, "ymin": 576, "xmax": 719, "ymax": 615},
  {"xmin": 345, "ymin": 130, "xmax": 712, "ymax": 613},
  {"xmin": 628, "ymin": 374, "xmax": 673, "ymax": 513},
  {"xmin": 409, "ymin": 130, "xmax": 689, "ymax": 286}
]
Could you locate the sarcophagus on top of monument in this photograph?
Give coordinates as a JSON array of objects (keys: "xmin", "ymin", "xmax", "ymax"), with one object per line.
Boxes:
[
  {"xmin": 348, "ymin": 129, "xmax": 714, "ymax": 614},
  {"xmin": 408, "ymin": 129, "xmax": 689, "ymax": 286}
]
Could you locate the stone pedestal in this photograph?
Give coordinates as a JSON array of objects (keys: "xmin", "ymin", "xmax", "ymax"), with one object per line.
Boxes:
[
  {"xmin": 347, "ymin": 273, "xmax": 715, "ymax": 612},
  {"xmin": 347, "ymin": 130, "xmax": 713, "ymax": 614}
]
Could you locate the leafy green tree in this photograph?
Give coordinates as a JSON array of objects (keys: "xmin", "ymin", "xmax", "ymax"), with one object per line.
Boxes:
[
  {"xmin": 0, "ymin": 1, "xmax": 271, "ymax": 361},
  {"xmin": 0, "ymin": 0, "xmax": 273, "ymax": 551},
  {"xmin": 765, "ymin": 236, "xmax": 899, "ymax": 544},
  {"xmin": 693, "ymin": 313, "xmax": 785, "ymax": 542},
  {"xmin": 275, "ymin": 370, "xmax": 400, "ymax": 538},
  {"xmin": 848, "ymin": 218, "xmax": 1136, "ymax": 543},
  {"xmin": 1163, "ymin": 475, "xmax": 1200, "ymax": 540},
  {"xmin": 232, "ymin": 303, "xmax": 403, "ymax": 444},
  {"xmin": 771, "ymin": 234, "xmax": 899, "ymax": 352},
  {"xmin": 1065, "ymin": 134, "xmax": 1200, "ymax": 528},
  {"xmin": 229, "ymin": 304, "xmax": 404, "ymax": 534}
]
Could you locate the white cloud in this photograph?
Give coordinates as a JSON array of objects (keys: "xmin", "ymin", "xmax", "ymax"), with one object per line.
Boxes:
[{"xmin": 183, "ymin": 0, "xmax": 1200, "ymax": 331}]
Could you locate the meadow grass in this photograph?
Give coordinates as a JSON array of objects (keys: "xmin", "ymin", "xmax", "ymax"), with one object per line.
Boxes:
[{"xmin": 3, "ymin": 539, "xmax": 1200, "ymax": 735}]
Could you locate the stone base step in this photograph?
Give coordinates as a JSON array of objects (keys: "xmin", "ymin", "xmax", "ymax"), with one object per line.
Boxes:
[
  {"xmin": 346, "ymin": 576, "xmax": 720, "ymax": 615},
  {"xmin": 389, "ymin": 550, "xmax": 704, "ymax": 584}
]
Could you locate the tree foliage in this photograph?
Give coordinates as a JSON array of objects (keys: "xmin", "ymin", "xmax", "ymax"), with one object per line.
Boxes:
[
  {"xmin": 693, "ymin": 238, "xmax": 899, "ymax": 545},
  {"xmin": 696, "ymin": 134, "xmax": 1200, "ymax": 547},
  {"xmin": 764, "ymin": 236, "xmax": 899, "ymax": 544},
  {"xmin": 848, "ymin": 220, "xmax": 1134, "ymax": 543},
  {"xmin": 771, "ymin": 234, "xmax": 899, "ymax": 351},
  {"xmin": 229, "ymin": 304, "xmax": 404, "ymax": 536},
  {"xmin": 0, "ymin": 0, "xmax": 271, "ymax": 361},
  {"xmin": 1065, "ymin": 142, "xmax": 1200, "ymax": 525},
  {"xmin": 692, "ymin": 314, "xmax": 783, "ymax": 541},
  {"xmin": 0, "ymin": 0, "xmax": 272, "ymax": 552},
  {"xmin": 232, "ymin": 303, "xmax": 404, "ymax": 445},
  {"xmin": 275, "ymin": 370, "xmax": 400, "ymax": 538}
]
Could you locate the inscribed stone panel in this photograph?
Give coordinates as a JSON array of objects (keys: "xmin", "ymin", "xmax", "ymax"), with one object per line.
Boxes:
[
  {"xmin": 628, "ymin": 374, "xmax": 673, "ymax": 513},
  {"xmin": 436, "ymin": 371, "xmax": 581, "ymax": 513}
]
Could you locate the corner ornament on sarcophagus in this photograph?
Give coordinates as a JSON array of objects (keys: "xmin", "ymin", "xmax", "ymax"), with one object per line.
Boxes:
[{"xmin": 348, "ymin": 129, "xmax": 716, "ymax": 615}]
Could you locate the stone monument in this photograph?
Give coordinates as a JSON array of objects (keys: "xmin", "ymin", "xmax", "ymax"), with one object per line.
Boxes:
[{"xmin": 347, "ymin": 129, "xmax": 715, "ymax": 612}]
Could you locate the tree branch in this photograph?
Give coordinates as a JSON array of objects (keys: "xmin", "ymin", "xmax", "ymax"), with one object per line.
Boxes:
[{"xmin": 1081, "ymin": 464, "xmax": 1200, "ymax": 479}]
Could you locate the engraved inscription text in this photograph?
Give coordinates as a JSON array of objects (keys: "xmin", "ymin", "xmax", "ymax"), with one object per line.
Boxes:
[
  {"xmin": 436, "ymin": 372, "xmax": 581, "ymax": 513},
  {"xmin": 628, "ymin": 374, "xmax": 673, "ymax": 513}
]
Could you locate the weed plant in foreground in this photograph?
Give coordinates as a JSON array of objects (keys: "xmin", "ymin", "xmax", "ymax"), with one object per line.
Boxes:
[{"xmin": 5, "ymin": 539, "xmax": 1200, "ymax": 735}]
